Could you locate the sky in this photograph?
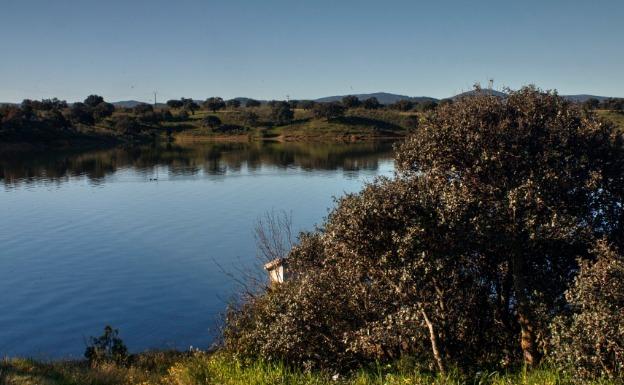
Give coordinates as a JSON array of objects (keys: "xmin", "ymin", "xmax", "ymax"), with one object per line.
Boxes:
[{"xmin": 1, "ymin": 0, "xmax": 622, "ymax": 103}]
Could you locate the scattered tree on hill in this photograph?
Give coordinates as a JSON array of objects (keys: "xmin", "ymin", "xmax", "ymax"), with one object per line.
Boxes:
[
  {"xmin": 166, "ymin": 99, "xmax": 184, "ymax": 109},
  {"xmin": 299, "ymin": 100, "xmax": 316, "ymax": 110},
  {"xmin": 93, "ymin": 102, "xmax": 115, "ymax": 121},
  {"xmin": 27, "ymin": 98, "xmax": 68, "ymax": 111},
  {"xmin": 133, "ymin": 103, "xmax": 153, "ymax": 115},
  {"xmin": 270, "ymin": 101, "xmax": 294, "ymax": 125},
  {"xmin": 362, "ymin": 97, "xmax": 381, "ymax": 109},
  {"xmin": 69, "ymin": 102, "xmax": 94, "ymax": 125},
  {"xmin": 242, "ymin": 111, "xmax": 259, "ymax": 127},
  {"xmin": 416, "ymin": 100, "xmax": 438, "ymax": 112},
  {"xmin": 204, "ymin": 97, "xmax": 226, "ymax": 113},
  {"xmin": 245, "ymin": 99, "xmax": 261, "ymax": 108},
  {"xmin": 312, "ymin": 102, "xmax": 345, "ymax": 121},
  {"xmin": 181, "ymin": 98, "xmax": 199, "ymax": 115},
  {"xmin": 113, "ymin": 115, "xmax": 141, "ymax": 134},
  {"xmin": 84, "ymin": 95, "xmax": 105, "ymax": 108},
  {"xmin": 583, "ymin": 98, "xmax": 601, "ymax": 110},
  {"xmin": 342, "ymin": 95, "xmax": 361, "ymax": 109},
  {"xmin": 202, "ymin": 115, "xmax": 222, "ymax": 129},
  {"xmin": 227, "ymin": 99, "xmax": 241, "ymax": 109},
  {"xmin": 389, "ymin": 99, "xmax": 414, "ymax": 111}
]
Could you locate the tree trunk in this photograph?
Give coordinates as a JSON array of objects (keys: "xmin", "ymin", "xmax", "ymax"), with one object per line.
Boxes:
[
  {"xmin": 421, "ymin": 308, "xmax": 446, "ymax": 374},
  {"xmin": 512, "ymin": 255, "xmax": 541, "ymax": 367}
]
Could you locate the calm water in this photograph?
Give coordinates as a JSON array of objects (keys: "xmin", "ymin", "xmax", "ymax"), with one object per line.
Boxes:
[{"xmin": 0, "ymin": 140, "xmax": 395, "ymax": 359}]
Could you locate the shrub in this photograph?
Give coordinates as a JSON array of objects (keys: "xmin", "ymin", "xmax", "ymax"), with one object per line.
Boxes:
[
  {"xmin": 549, "ymin": 241, "xmax": 624, "ymax": 380},
  {"xmin": 202, "ymin": 115, "xmax": 222, "ymax": 129},
  {"xmin": 224, "ymin": 86, "xmax": 624, "ymax": 373},
  {"xmin": 312, "ymin": 102, "xmax": 345, "ymax": 121},
  {"xmin": 114, "ymin": 116, "xmax": 141, "ymax": 134},
  {"xmin": 270, "ymin": 102, "xmax": 294, "ymax": 125},
  {"xmin": 93, "ymin": 102, "xmax": 115, "ymax": 121},
  {"xmin": 85, "ymin": 325, "xmax": 128, "ymax": 366}
]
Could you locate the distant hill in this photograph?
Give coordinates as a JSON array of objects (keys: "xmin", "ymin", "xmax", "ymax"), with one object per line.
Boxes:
[
  {"xmin": 315, "ymin": 92, "xmax": 438, "ymax": 105},
  {"xmin": 561, "ymin": 94, "xmax": 612, "ymax": 103},
  {"xmin": 112, "ymin": 100, "xmax": 167, "ymax": 108},
  {"xmin": 451, "ymin": 89, "xmax": 508, "ymax": 100},
  {"xmin": 112, "ymin": 100, "xmax": 145, "ymax": 108}
]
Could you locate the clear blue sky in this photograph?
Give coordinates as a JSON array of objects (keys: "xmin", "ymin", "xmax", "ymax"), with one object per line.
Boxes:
[{"xmin": 1, "ymin": 0, "xmax": 622, "ymax": 102}]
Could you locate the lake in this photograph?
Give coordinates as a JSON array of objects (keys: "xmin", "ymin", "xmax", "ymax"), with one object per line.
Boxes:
[{"xmin": 0, "ymin": 140, "xmax": 396, "ymax": 359}]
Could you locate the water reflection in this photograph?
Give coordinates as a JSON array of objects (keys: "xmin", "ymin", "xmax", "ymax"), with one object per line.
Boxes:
[{"xmin": 1, "ymin": 140, "xmax": 396, "ymax": 187}]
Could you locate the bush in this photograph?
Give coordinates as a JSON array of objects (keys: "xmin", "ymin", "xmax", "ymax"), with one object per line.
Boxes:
[
  {"xmin": 85, "ymin": 325, "xmax": 128, "ymax": 366},
  {"xmin": 202, "ymin": 115, "xmax": 222, "ymax": 129},
  {"xmin": 312, "ymin": 102, "xmax": 345, "ymax": 121},
  {"xmin": 270, "ymin": 102, "xmax": 294, "ymax": 125},
  {"xmin": 224, "ymin": 86, "xmax": 624, "ymax": 373},
  {"xmin": 114, "ymin": 116, "xmax": 141, "ymax": 134},
  {"xmin": 549, "ymin": 241, "xmax": 624, "ymax": 380}
]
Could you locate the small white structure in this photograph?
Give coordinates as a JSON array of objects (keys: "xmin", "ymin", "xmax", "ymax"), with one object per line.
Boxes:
[{"xmin": 264, "ymin": 258, "xmax": 287, "ymax": 284}]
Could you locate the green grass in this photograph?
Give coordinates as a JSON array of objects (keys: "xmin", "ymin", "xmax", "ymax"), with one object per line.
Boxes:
[
  {"xmin": 2, "ymin": 352, "xmax": 619, "ymax": 385},
  {"xmin": 597, "ymin": 109, "xmax": 624, "ymax": 131},
  {"xmin": 160, "ymin": 108, "xmax": 413, "ymax": 141}
]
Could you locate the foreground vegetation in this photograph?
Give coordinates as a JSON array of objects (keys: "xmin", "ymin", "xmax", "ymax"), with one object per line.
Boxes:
[
  {"xmin": 2, "ymin": 352, "xmax": 621, "ymax": 385},
  {"xmin": 224, "ymin": 87, "xmax": 624, "ymax": 381}
]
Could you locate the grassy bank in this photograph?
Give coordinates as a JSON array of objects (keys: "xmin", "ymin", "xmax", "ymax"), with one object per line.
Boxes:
[
  {"xmin": 1, "ymin": 352, "xmax": 618, "ymax": 385},
  {"xmin": 165, "ymin": 107, "xmax": 413, "ymax": 142}
]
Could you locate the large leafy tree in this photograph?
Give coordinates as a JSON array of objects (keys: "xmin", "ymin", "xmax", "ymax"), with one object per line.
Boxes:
[
  {"xmin": 396, "ymin": 86, "xmax": 624, "ymax": 366},
  {"xmin": 224, "ymin": 87, "xmax": 624, "ymax": 372},
  {"xmin": 204, "ymin": 97, "xmax": 226, "ymax": 113}
]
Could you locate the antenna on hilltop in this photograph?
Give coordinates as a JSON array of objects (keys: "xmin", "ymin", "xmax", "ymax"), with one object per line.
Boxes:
[
  {"xmin": 153, "ymin": 91, "xmax": 158, "ymax": 107},
  {"xmin": 488, "ymin": 79, "xmax": 494, "ymax": 90}
]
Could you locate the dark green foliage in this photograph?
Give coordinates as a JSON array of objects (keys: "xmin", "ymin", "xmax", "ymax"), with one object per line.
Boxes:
[
  {"xmin": 299, "ymin": 100, "xmax": 316, "ymax": 110},
  {"xmin": 204, "ymin": 97, "xmax": 226, "ymax": 113},
  {"xmin": 550, "ymin": 241, "xmax": 624, "ymax": 380},
  {"xmin": 84, "ymin": 95, "xmax": 105, "ymax": 108},
  {"xmin": 583, "ymin": 97, "xmax": 601, "ymax": 110},
  {"xmin": 93, "ymin": 102, "xmax": 115, "ymax": 121},
  {"xmin": 133, "ymin": 103, "xmax": 153, "ymax": 115},
  {"xmin": 181, "ymin": 98, "xmax": 199, "ymax": 114},
  {"xmin": 202, "ymin": 115, "xmax": 222, "ymax": 129},
  {"xmin": 245, "ymin": 99, "xmax": 261, "ymax": 108},
  {"xmin": 415, "ymin": 100, "xmax": 438, "ymax": 111},
  {"xmin": 389, "ymin": 99, "xmax": 414, "ymax": 111},
  {"xmin": 212, "ymin": 124, "xmax": 248, "ymax": 133},
  {"xmin": 270, "ymin": 101, "xmax": 294, "ymax": 125},
  {"xmin": 84, "ymin": 325, "xmax": 128, "ymax": 366},
  {"xmin": 223, "ymin": 87, "xmax": 624, "ymax": 376},
  {"xmin": 599, "ymin": 98, "xmax": 624, "ymax": 111},
  {"xmin": 227, "ymin": 99, "xmax": 241, "ymax": 109},
  {"xmin": 26, "ymin": 98, "xmax": 68, "ymax": 111},
  {"xmin": 242, "ymin": 111, "xmax": 259, "ymax": 127},
  {"xmin": 362, "ymin": 97, "xmax": 381, "ymax": 109},
  {"xmin": 69, "ymin": 102, "xmax": 94, "ymax": 125},
  {"xmin": 167, "ymin": 99, "xmax": 184, "ymax": 109},
  {"xmin": 342, "ymin": 95, "xmax": 361, "ymax": 109},
  {"xmin": 312, "ymin": 102, "xmax": 345, "ymax": 121},
  {"xmin": 113, "ymin": 115, "xmax": 141, "ymax": 134}
]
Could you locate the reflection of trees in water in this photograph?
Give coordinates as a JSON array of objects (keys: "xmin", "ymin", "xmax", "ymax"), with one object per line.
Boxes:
[{"xmin": 0, "ymin": 141, "xmax": 396, "ymax": 186}]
